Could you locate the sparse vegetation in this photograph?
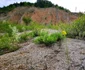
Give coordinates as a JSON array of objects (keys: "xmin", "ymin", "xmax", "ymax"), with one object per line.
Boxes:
[
  {"xmin": 0, "ymin": 21, "xmax": 45, "ymax": 55},
  {"xmin": 0, "ymin": 11, "xmax": 85, "ymax": 55}
]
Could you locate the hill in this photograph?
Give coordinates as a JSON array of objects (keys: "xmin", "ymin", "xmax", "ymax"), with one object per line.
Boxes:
[
  {"xmin": 0, "ymin": 1, "xmax": 85, "ymax": 70},
  {"xmin": 0, "ymin": 1, "xmax": 81, "ymax": 24},
  {"xmin": 0, "ymin": 7, "xmax": 78, "ymax": 24}
]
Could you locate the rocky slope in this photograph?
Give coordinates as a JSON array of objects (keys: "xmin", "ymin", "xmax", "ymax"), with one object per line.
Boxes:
[
  {"xmin": 0, "ymin": 38, "xmax": 85, "ymax": 70},
  {"xmin": 1, "ymin": 7, "xmax": 78, "ymax": 24}
]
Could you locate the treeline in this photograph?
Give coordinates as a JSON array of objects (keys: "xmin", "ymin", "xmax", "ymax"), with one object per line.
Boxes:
[
  {"xmin": 0, "ymin": 0, "xmax": 70, "ymax": 14},
  {"xmin": 0, "ymin": 2, "xmax": 34, "ymax": 14},
  {"xmin": 35, "ymin": 0, "xmax": 54, "ymax": 8}
]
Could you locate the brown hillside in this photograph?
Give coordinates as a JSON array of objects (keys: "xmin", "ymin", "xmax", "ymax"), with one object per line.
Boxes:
[{"xmin": 8, "ymin": 7, "xmax": 78, "ymax": 24}]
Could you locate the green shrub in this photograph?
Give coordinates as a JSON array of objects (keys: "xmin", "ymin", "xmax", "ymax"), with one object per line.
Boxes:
[
  {"xmin": 19, "ymin": 30, "xmax": 39, "ymax": 43},
  {"xmin": 27, "ymin": 21, "xmax": 46, "ymax": 30},
  {"xmin": 0, "ymin": 24, "xmax": 21, "ymax": 55},
  {"xmin": 0, "ymin": 20, "xmax": 46, "ymax": 33},
  {"xmin": 8, "ymin": 25, "xmax": 21, "ymax": 42},
  {"xmin": 23, "ymin": 17, "xmax": 32, "ymax": 25},
  {"xmin": 0, "ymin": 21, "xmax": 29, "ymax": 33},
  {"xmin": 0, "ymin": 21, "xmax": 12, "ymax": 33},
  {"xmin": 0, "ymin": 35, "xmax": 19, "ymax": 55},
  {"xmin": 34, "ymin": 31, "xmax": 65, "ymax": 46},
  {"xmin": 67, "ymin": 15, "xmax": 85, "ymax": 39},
  {"xmin": 19, "ymin": 32, "xmax": 31, "ymax": 43}
]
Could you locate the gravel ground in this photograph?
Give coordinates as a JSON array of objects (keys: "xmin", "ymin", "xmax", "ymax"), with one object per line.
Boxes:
[{"xmin": 0, "ymin": 38, "xmax": 85, "ymax": 70}]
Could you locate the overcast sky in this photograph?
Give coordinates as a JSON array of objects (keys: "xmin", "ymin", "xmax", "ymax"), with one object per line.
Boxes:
[{"xmin": 0, "ymin": 0, "xmax": 85, "ymax": 12}]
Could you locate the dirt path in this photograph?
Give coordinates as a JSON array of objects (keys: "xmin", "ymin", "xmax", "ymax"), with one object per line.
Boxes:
[{"xmin": 0, "ymin": 38, "xmax": 85, "ymax": 70}]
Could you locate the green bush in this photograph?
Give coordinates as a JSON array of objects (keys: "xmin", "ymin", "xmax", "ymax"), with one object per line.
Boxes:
[
  {"xmin": 19, "ymin": 30, "xmax": 39, "ymax": 43},
  {"xmin": 23, "ymin": 17, "xmax": 32, "ymax": 25},
  {"xmin": 34, "ymin": 31, "xmax": 65, "ymax": 46},
  {"xmin": 0, "ymin": 20, "xmax": 46, "ymax": 33},
  {"xmin": 19, "ymin": 32, "xmax": 31, "ymax": 43},
  {"xmin": 67, "ymin": 15, "xmax": 85, "ymax": 39},
  {"xmin": 0, "ymin": 35, "xmax": 19, "ymax": 55},
  {"xmin": 0, "ymin": 21, "xmax": 12, "ymax": 33},
  {"xmin": 0, "ymin": 24, "xmax": 21, "ymax": 55},
  {"xmin": 0, "ymin": 20, "xmax": 33, "ymax": 33}
]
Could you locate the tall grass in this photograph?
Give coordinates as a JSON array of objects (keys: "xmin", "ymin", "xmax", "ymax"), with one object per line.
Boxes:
[
  {"xmin": 0, "ymin": 21, "xmax": 46, "ymax": 33},
  {"xmin": 0, "ymin": 34, "xmax": 19, "ymax": 55},
  {"xmin": 0, "ymin": 21, "xmax": 27, "ymax": 33},
  {"xmin": 47, "ymin": 15, "xmax": 85, "ymax": 40},
  {"xmin": 67, "ymin": 15, "xmax": 85, "ymax": 39}
]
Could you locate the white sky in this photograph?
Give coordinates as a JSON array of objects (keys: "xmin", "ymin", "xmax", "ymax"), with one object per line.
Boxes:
[
  {"xmin": 49, "ymin": 0, "xmax": 85, "ymax": 12},
  {"xmin": 0, "ymin": 0, "xmax": 85, "ymax": 12}
]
